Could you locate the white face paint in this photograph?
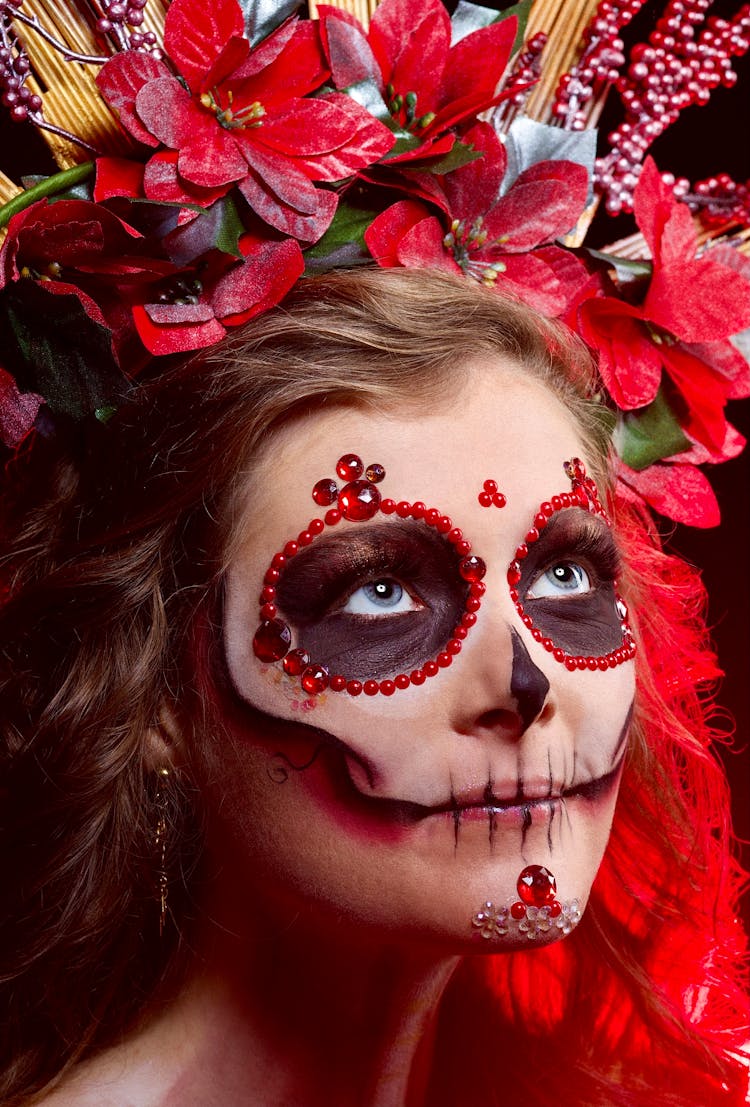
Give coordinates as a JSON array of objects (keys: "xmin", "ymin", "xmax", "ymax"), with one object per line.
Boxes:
[{"xmin": 206, "ymin": 361, "xmax": 635, "ymax": 949}]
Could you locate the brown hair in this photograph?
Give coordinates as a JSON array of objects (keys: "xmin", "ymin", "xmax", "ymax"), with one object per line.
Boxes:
[{"xmin": 0, "ymin": 268, "xmax": 745, "ymax": 1105}]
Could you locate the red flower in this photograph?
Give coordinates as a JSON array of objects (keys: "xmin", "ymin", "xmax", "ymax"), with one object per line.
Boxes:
[
  {"xmin": 364, "ymin": 122, "xmax": 589, "ymax": 315},
  {"xmin": 132, "ymin": 234, "xmax": 304, "ymax": 356},
  {"xmin": 575, "ymin": 157, "xmax": 750, "ymax": 452},
  {"xmin": 320, "ymin": 0, "xmax": 519, "ymax": 160},
  {"xmin": 97, "ymin": 0, "xmax": 394, "ymax": 242}
]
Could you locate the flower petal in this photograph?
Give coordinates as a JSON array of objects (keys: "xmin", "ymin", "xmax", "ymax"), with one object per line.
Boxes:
[
  {"xmin": 368, "ymin": 0, "xmax": 449, "ymax": 114},
  {"xmin": 645, "ymin": 257, "xmax": 750, "ymax": 344},
  {"xmin": 634, "ymin": 156, "xmax": 695, "ymax": 266},
  {"xmin": 211, "ymin": 236, "xmax": 304, "ymax": 323},
  {"xmin": 319, "ymin": 6, "xmax": 380, "ymax": 89},
  {"xmin": 618, "ymin": 460, "xmax": 720, "ymax": 528},
  {"xmin": 483, "ymin": 162, "xmax": 589, "ymax": 249},
  {"xmin": 133, "ymin": 302, "xmax": 226, "ymax": 356},
  {"xmin": 440, "ymin": 18, "xmax": 516, "ymax": 113},
  {"xmin": 94, "ymin": 157, "xmax": 145, "ymax": 201},
  {"xmin": 164, "ymin": 0, "xmax": 245, "ymax": 93},
  {"xmin": 443, "ymin": 122, "xmax": 506, "ymax": 222},
  {"xmin": 234, "ymin": 21, "xmax": 328, "ymax": 100},
  {"xmin": 96, "ymin": 51, "xmax": 171, "ymax": 147},
  {"xmin": 364, "ymin": 199, "xmax": 433, "ymax": 267},
  {"xmin": 576, "ymin": 297, "xmax": 662, "ymax": 409},
  {"xmin": 397, "ymin": 216, "xmax": 457, "ymax": 271},
  {"xmin": 238, "ymin": 164, "xmax": 337, "ymax": 242}
]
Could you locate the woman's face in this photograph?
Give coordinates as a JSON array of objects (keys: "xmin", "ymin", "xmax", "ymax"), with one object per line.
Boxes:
[{"xmin": 210, "ymin": 359, "xmax": 635, "ymax": 951}]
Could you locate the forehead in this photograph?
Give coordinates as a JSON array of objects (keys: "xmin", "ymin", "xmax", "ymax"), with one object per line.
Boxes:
[{"xmin": 239, "ymin": 360, "xmax": 589, "ymax": 536}]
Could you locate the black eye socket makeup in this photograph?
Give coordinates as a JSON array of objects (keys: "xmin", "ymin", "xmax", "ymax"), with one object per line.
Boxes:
[
  {"xmin": 250, "ymin": 453, "xmax": 635, "ymax": 701},
  {"xmin": 251, "ymin": 453, "xmax": 486, "ymax": 698}
]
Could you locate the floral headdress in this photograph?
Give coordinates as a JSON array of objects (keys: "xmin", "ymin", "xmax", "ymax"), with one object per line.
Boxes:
[{"xmin": 1, "ymin": 0, "xmax": 749, "ymax": 527}]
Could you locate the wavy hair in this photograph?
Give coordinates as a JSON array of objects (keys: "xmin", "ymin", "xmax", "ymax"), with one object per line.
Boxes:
[{"xmin": 0, "ymin": 268, "xmax": 746, "ymax": 1105}]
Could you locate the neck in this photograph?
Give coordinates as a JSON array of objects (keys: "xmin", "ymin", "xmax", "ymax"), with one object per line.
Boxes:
[{"xmin": 153, "ymin": 904, "xmax": 461, "ymax": 1107}]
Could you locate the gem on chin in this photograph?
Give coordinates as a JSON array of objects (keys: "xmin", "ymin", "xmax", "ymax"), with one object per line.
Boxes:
[
  {"xmin": 252, "ymin": 618, "xmax": 292, "ymax": 663},
  {"xmin": 517, "ymin": 864, "xmax": 557, "ymax": 907},
  {"xmin": 338, "ymin": 479, "xmax": 381, "ymax": 521}
]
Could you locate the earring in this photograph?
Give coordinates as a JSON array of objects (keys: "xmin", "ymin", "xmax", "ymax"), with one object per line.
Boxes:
[{"xmin": 154, "ymin": 767, "xmax": 170, "ymax": 937}]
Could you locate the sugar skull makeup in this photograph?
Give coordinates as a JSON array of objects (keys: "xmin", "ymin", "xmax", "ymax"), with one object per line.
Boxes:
[{"xmin": 250, "ymin": 453, "xmax": 634, "ymax": 698}]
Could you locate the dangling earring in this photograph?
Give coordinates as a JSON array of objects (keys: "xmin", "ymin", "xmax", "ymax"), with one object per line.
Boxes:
[{"xmin": 154, "ymin": 767, "xmax": 170, "ymax": 937}]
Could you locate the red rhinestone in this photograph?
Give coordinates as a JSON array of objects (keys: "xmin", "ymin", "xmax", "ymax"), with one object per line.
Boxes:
[
  {"xmin": 541, "ymin": 501, "xmax": 554, "ymax": 517},
  {"xmin": 309, "ymin": 519, "xmax": 325, "ymax": 536},
  {"xmin": 380, "ymin": 679, "xmax": 396, "ymax": 696},
  {"xmin": 283, "ymin": 648, "xmax": 310, "ymax": 676},
  {"xmin": 470, "ymin": 581, "xmax": 486, "ymax": 597},
  {"xmin": 507, "ymin": 563, "xmax": 521, "ymax": 586},
  {"xmin": 312, "ymin": 478, "xmax": 338, "ymax": 506},
  {"xmin": 517, "ymin": 864, "xmax": 556, "ymax": 907},
  {"xmin": 339, "ymin": 480, "xmax": 381, "ymax": 522},
  {"xmin": 252, "ymin": 618, "xmax": 291, "ymax": 663},
  {"xmin": 410, "ymin": 669, "xmax": 426, "ymax": 685},
  {"xmin": 525, "ymin": 528, "xmax": 539, "ymax": 544},
  {"xmin": 607, "ymin": 654, "xmax": 618, "ymax": 668},
  {"xmin": 459, "ymin": 555, "xmax": 486, "ymax": 583},
  {"xmin": 534, "ymin": 513, "xmax": 547, "ymax": 530},
  {"xmin": 437, "ymin": 515, "xmax": 452, "ymax": 534},
  {"xmin": 461, "ymin": 612, "xmax": 477, "ymax": 627},
  {"xmin": 411, "ymin": 501, "xmax": 426, "ymax": 519},
  {"xmin": 510, "ymin": 901, "xmax": 527, "ymax": 920},
  {"xmin": 483, "ymin": 479, "xmax": 498, "ymax": 493},
  {"xmin": 325, "ymin": 508, "xmax": 342, "ymax": 526},
  {"xmin": 298, "ymin": 530, "xmax": 313, "ymax": 546},
  {"xmin": 561, "ymin": 493, "xmax": 571, "ymax": 507},
  {"xmin": 271, "ymin": 553, "xmax": 286, "ymax": 569},
  {"xmin": 447, "ymin": 638, "xmax": 462, "ymax": 655},
  {"xmin": 425, "ymin": 508, "xmax": 440, "ymax": 526},
  {"xmin": 597, "ymin": 657, "xmax": 609, "ymax": 671},
  {"xmin": 551, "ymin": 496, "xmax": 562, "ymax": 510},
  {"xmin": 531, "ymin": 627, "xmax": 543, "ymax": 641},
  {"xmin": 478, "ymin": 491, "xmax": 493, "ymax": 507},
  {"xmin": 437, "ymin": 652, "xmax": 452, "ymax": 668},
  {"xmin": 516, "ymin": 543, "xmax": 528, "ymax": 560},
  {"xmin": 347, "ymin": 680, "xmax": 363, "ymax": 696},
  {"xmin": 456, "ymin": 540, "xmax": 472, "ymax": 556},
  {"xmin": 336, "ymin": 453, "xmax": 363, "ymax": 481},
  {"xmin": 492, "ymin": 492, "xmax": 506, "ymax": 508},
  {"xmin": 542, "ymin": 638, "xmax": 554, "ymax": 652},
  {"xmin": 380, "ymin": 498, "xmax": 397, "ymax": 515},
  {"xmin": 260, "ymin": 585, "xmax": 276, "ymax": 604},
  {"xmin": 522, "ymin": 614, "xmax": 533, "ymax": 628},
  {"xmin": 363, "ymin": 680, "xmax": 379, "ymax": 696},
  {"xmin": 465, "ymin": 596, "xmax": 481, "ymax": 613},
  {"xmin": 453, "ymin": 625, "xmax": 468, "ymax": 640},
  {"xmin": 330, "ymin": 674, "xmax": 347, "ymax": 692},
  {"xmin": 395, "ymin": 673, "xmax": 410, "ymax": 689},
  {"xmin": 448, "ymin": 528, "xmax": 463, "ymax": 544},
  {"xmin": 264, "ymin": 567, "xmax": 281, "ymax": 585},
  {"xmin": 260, "ymin": 603, "xmax": 277, "ymax": 620},
  {"xmin": 576, "ymin": 658, "xmax": 587, "ymax": 670},
  {"xmin": 564, "ymin": 657, "xmax": 577, "ymax": 671},
  {"xmin": 365, "ymin": 463, "xmax": 385, "ymax": 483},
  {"xmin": 586, "ymin": 657, "xmax": 598, "ymax": 671},
  {"xmin": 420, "ymin": 660, "xmax": 436, "ymax": 677},
  {"xmin": 301, "ymin": 664, "xmax": 329, "ymax": 695},
  {"xmin": 509, "ymin": 589, "xmax": 518, "ymax": 603},
  {"xmin": 284, "ymin": 541, "xmax": 299, "ymax": 558},
  {"xmin": 549, "ymin": 900, "xmax": 562, "ymax": 918},
  {"xmin": 396, "ymin": 500, "xmax": 411, "ymax": 518},
  {"xmin": 553, "ymin": 647, "xmax": 565, "ymax": 662}
]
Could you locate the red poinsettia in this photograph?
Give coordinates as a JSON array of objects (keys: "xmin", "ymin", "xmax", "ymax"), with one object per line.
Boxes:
[
  {"xmin": 132, "ymin": 234, "xmax": 304, "ymax": 356},
  {"xmin": 97, "ymin": 0, "xmax": 394, "ymax": 242},
  {"xmin": 364, "ymin": 122, "xmax": 589, "ymax": 315},
  {"xmin": 319, "ymin": 0, "xmax": 519, "ymax": 162},
  {"xmin": 574, "ymin": 157, "xmax": 750, "ymax": 453}
]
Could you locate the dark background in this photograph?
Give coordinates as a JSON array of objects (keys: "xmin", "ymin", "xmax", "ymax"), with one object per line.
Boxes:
[{"xmin": 0, "ymin": 0, "xmax": 748, "ymax": 921}]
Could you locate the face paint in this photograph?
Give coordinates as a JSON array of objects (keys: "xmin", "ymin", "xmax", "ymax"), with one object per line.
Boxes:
[
  {"xmin": 251, "ymin": 454, "xmax": 486, "ymax": 696},
  {"xmin": 508, "ymin": 458, "xmax": 636, "ymax": 670}
]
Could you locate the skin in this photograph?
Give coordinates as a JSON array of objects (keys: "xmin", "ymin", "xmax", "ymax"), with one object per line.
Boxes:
[{"xmin": 40, "ymin": 360, "xmax": 635, "ymax": 1107}]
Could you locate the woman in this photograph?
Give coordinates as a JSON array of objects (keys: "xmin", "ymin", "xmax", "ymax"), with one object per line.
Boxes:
[{"xmin": 0, "ymin": 268, "xmax": 747, "ymax": 1106}]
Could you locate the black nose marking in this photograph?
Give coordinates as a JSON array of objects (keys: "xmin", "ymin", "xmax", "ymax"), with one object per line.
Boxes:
[{"xmin": 510, "ymin": 627, "xmax": 550, "ymax": 732}]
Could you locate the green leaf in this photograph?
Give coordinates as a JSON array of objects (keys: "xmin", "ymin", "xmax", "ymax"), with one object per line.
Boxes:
[
  {"xmin": 615, "ymin": 387, "xmax": 691, "ymax": 470},
  {"xmin": 417, "ymin": 139, "xmax": 482, "ymax": 175},
  {"xmin": 585, "ymin": 247, "xmax": 652, "ymax": 287},
  {"xmin": 0, "ymin": 282, "xmax": 130, "ymax": 419},
  {"xmin": 304, "ymin": 201, "xmax": 379, "ymax": 267},
  {"xmin": 344, "ymin": 78, "xmax": 422, "ymax": 156},
  {"xmin": 451, "ymin": 0, "xmax": 532, "ymax": 53},
  {"xmin": 213, "ymin": 195, "xmax": 245, "ymax": 258},
  {"xmin": 0, "ymin": 163, "xmax": 95, "ymax": 229}
]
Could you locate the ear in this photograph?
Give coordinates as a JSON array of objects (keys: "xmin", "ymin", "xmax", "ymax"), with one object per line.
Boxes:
[{"xmin": 144, "ymin": 702, "xmax": 185, "ymax": 772}]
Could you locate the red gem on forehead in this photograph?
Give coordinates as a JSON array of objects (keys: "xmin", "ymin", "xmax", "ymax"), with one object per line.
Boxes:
[
  {"xmin": 338, "ymin": 479, "xmax": 381, "ymax": 521},
  {"xmin": 312, "ymin": 478, "xmax": 338, "ymax": 507},
  {"xmin": 336, "ymin": 453, "xmax": 364, "ymax": 481},
  {"xmin": 517, "ymin": 865, "xmax": 557, "ymax": 907}
]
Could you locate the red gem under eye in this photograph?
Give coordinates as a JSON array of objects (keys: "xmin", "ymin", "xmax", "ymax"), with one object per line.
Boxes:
[
  {"xmin": 339, "ymin": 480, "xmax": 381, "ymax": 521},
  {"xmin": 395, "ymin": 674, "xmax": 410, "ymax": 689},
  {"xmin": 336, "ymin": 454, "xmax": 363, "ymax": 481},
  {"xmin": 459, "ymin": 555, "xmax": 486, "ymax": 583},
  {"xmin": 330, "ymin": 674, "xmax": 347, "ymax": 692},
  {"xmin": 517, "ymin": 864, "xmax": 556, "ymax": 907},
  {"xmin": 347, "ymin": 680, "xmax": 363, "ymax": 696},
  {"xmin": 253, "ymin": 618, "xmax": 291, "ymax": 663},
  {"xmin": 365, "ymin": 463, "xmax": 385, "ymax": 483},
  {"xmin": 283, "ymin": 648, "xmax": 310, "ymax": 676},
  {"xmin": 410, "ymin": 669, "xmax": 426, "ymax": 685},
  {"xmin": 301, "ymin": 665, "xmax": 329, "ymax": 695},
  {"xmin": 312, "ymin": 478, "xmax": 338, "ymax": 506},
  {"xmin": 363, "ymin": 680, "xmax": 379, "ymax": 696}
]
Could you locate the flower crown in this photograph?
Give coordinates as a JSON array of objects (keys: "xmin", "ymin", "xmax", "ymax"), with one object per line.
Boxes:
[{"xmin": 1, "ymin": 0, "xmax": 749, "ymax": 527}]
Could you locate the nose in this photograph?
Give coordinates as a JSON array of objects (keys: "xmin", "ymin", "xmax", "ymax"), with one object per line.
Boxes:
[{"xmin": 455, "ymin": 616, "xmax": 553, "ymax": 742}]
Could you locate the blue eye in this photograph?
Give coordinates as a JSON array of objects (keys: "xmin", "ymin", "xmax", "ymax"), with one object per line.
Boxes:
[
  {"xmin": 527, "ymin": 562, "xmax": 591, "ymax": 599},
  {"xmin": 342, "ymin": 579, "xmax": 421, "ymax": 616}
]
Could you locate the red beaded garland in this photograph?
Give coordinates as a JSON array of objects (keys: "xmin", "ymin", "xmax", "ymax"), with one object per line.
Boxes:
[
  {"xmin": 517, "ymin": 864, "xmax": 557, "ymax": 907},
  {"xmin": 253, "ymin": 618, "xmax": 291, "ymax": 663},
  {"xmin": 336, "ymin": 453, "xmax": 364, "ymax": 481}
]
